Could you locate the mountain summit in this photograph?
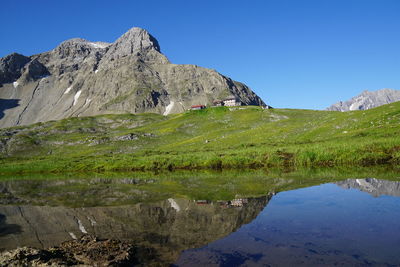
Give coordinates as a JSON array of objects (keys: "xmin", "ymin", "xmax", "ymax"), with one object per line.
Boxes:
[
  {"xmin": 327, "ymin": 88, "xmax": 400, "ymax": 111},
  {"xmin": 0, "ymin": 27, "xmax": 266, "ymax": 127},
  {"xmin": 106, "ymin": 27, "xmax": 161, "ymax": 57}
]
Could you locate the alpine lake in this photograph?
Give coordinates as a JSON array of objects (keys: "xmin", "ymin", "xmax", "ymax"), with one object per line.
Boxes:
[{"xmin": 1, "ymin": 167, "xmax": 400, "ymax": 266}]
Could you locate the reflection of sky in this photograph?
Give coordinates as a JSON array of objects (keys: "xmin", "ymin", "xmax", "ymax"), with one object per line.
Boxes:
[{"xmin": 176, "ymin": 183, "xmax": 400, "ymax": 266}]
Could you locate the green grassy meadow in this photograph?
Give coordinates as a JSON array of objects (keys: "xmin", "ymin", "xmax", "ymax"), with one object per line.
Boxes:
[{"xmin": 1, "ymin": 102, "xmax": 400, "ymax": 174}]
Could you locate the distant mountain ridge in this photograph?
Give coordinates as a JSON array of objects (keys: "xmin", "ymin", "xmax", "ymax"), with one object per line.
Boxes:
[
  {"xmin": 0, "ymin": 27, "xmax": 266, "ymax": 128},
  {"xmin": 327, "ymin": 88, "xmax": 400, "ymax": 111}
]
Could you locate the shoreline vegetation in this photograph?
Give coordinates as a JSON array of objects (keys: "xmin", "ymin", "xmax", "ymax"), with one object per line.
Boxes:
[{"xmin": 1, "ymin": 103, "xmax": 400, "ymax": 175}]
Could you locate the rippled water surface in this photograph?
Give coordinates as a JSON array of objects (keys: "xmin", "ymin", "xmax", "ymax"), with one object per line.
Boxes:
[{"xmin": 0, "ymin": 172, "xmax": 400, "ymax": 266}]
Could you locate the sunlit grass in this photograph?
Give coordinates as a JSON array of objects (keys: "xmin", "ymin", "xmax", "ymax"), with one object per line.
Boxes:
[{"xmin": 1, "ymin": 102, "xmax": 400, "ymax": 174}]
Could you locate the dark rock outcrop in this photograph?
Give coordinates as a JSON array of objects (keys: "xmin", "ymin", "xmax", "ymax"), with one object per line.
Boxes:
[
  {"xmin": 0, "ymin": 235, "xmax": 154, "ymax": 266},
  {"xmin": 0, "ymin": 53, "xmax": 31, "ymax": 87},
  {"xmin": 0, "ymin": 27, "xmax": 267, "ymax": 128}
]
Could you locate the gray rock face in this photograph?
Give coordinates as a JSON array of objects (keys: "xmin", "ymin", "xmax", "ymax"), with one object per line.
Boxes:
[
  {"xmin": 104, "ymin": 27, "xmax": 161, "ymax": 60},
  {"xmin": 0, "ymin": 27, "xmax": 266, "ymax": 128},
  {"xmin": 327, "ymin": 88, "xmax": 400, "ymax": 111}
]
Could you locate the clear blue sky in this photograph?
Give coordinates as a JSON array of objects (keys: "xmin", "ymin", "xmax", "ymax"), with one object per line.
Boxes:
[{"xmin": 1, "ymin": 0, "xmax": 399, "ymax": 109}]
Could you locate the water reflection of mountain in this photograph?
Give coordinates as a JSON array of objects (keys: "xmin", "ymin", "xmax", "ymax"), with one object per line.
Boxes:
[
  {"xmin": 336, "ymin": 178, "xmax": 400, "ymax": 197},
  {"xmin": 0, "ymin": 178, "xmax": 163, "ymax": 207},
  {"xmin": 2, "ymin": 175, "xmax": 399, "ymax": 265},
  {"xmin": 0, "ymin": 196, "xmax": 270, "ymax": 264}
]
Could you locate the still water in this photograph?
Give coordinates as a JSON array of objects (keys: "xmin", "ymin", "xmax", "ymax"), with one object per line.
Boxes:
[
  {"xmin": 177, "ymin": 179, "xmax": 400, "ymax": 266},
  {"xmin": 0, "ymin": 173, "xmax": 400, "ymax": 266}
]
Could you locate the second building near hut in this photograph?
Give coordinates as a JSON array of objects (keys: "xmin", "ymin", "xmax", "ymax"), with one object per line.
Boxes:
[
  {"xmin": 191, "ymin": 96, "xmax": 271, "ymax": 111},
  {"xmin": 212, "ymin": 97, "xmax": 242, "ymax": 107},
  {"xmin": 222, "ymin": 97, "xmax": 241, "ymax": 107}
]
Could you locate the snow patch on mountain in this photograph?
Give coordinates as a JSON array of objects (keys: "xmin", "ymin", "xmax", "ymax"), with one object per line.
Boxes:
[
  {"xmin": 88, "ymin": 42, "xmax": 110, "ymax": 49},
  {"xmin": 163, "ymin": 101, "xmax": 175, "ymax": 115},
  {"xmin": 73, "ymin": 90, "xmax": 82, "ymax": 106},
  {"xmin": 64, "ymin": 86, "xmax": 72, "ymax": 94}
]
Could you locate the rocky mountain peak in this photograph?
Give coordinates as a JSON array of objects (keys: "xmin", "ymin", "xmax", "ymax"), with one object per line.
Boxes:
[
  {"xmin": 0, "ymin": 27, "xmax": 267, "ymax": 127},
  {"xmin": 105, "ymin": 27, "xmax": 161, "ymax": 60},
  {"xmin": 327, "ymin": 88, "xmax": 400, "ymax": 111}
]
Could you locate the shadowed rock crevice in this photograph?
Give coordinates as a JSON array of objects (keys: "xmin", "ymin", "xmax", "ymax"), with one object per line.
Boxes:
[
  {"xmin": 0, "ymin": 99, "xmax": 19, "ymax": 120},
  {"xmin": 0, "ymin": 214, "xmax": 22, "ymax": 237}
]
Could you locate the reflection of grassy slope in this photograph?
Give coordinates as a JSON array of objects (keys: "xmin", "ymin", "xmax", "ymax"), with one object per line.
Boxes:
[
  {"xmin": 2, "ymin": 168, "xmax": 400, "ymax": 207},
  {"xmin": 1, "ymin": 102, "xmax": 400, "ymax": 173}
]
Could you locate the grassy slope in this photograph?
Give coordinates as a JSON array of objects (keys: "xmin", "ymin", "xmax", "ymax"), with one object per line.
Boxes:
[{"xmin": 1, "ymin": 102, "xmax": 400, "ymax": 173}]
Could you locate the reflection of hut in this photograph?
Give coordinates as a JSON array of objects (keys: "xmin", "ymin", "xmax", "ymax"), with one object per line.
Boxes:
[
  {"xmin": 196, "ymin": 200, "xmax": 210, "ymax": 205},
  {"xmin": 191, "ymin": 105, "xmax": 206, "ymax": 110},
  {"xmin": 230, "ymin": 198, "xmax": 248, "ymax": 207},
  {"xmin": 217, "ymin": 201, "xmax": 229, "ymax": 208}
]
